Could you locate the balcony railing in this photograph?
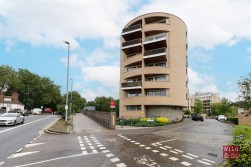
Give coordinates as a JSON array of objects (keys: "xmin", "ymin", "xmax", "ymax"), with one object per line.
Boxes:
[
  {"xmin": 144, "ymin": 47, "xmax": 166, "ymax": 57},
  {"xmin": 122, "ymin": 38, "xmax": 142, "ymax": 48},
  {"xmin": 122, "ymin": 24, "xmax": 142, "ymax": 34},
  {"xmin": 121, "ymin": 81, "xmax": 142, "ymax": 88},
  {"xmin": 144, "ymin": 33, "xmax": 166, "ymax": 43}
]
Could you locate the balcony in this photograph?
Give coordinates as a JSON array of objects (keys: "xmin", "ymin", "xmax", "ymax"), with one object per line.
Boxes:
[
  {"xmin": 121, "ymin": 81, "xmax": 142, "ymax": 90},
  {"xmin": 122, "ymin": 38, "xmax": 142, "ymax": 55},
  {"xmin": 144, "ymin": 33, "xmax": 167, "ymax": 50},
  {"xmin": 144, "ymin": 47, "xmax": 167, "ymax": 63},
  {"xmin": 122, "ymin": 24, "xmax": 142, "ymax": 41}
]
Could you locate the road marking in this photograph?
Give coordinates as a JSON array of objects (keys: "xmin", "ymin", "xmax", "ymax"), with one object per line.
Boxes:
[
  {"xmin": 0, "ymin": 161, "xmax": 5, "ymax": 166},
  {"xmin": 102, "ymin": 150, "xmax": 110, "ymax": 153},
  {"xmin": 90, "ymin": 146, "xmax": 95, "ymax": 149},
  {"xmin": 152, "ymin": 150, "xmax": 159, "ymax": 153},
  {"xmin": 9, "ymin": 151, "xmax": 40, "ymax": 158},
  {"xmin": 80, "ymin": 143, "xmax": 84, "ymax": 147},
  {"xmin": 187, "ymin": 153, "xmax": 198, "ymax": 158},
  {"xmin": 82, "ymin": 151, "xmax": 88, "ymax": 155},
  {"xmin": 134, "ymin": 142, "xmax": 140, "ymax": 144},
  {"xmin": 79, "ymin": 141, "xmax": 83, "ymax": 144},
  {"xmin": 170, "ymin": 150, "xmax": 178, "ymax": 154},
  {"xmin": 130, "ymin": 141, "xmax": 135, "ymax": 143},
  {"xmin": 110, "ymin": 158, "xmax": 120, "ymax": 162},
  {"xmin": 100, "ymin": 147, "xmax": 106, "ymax": 150},
  {"xmin": 0, "ymin": 116, "xmax": 55, "ymax": 134},
  {"xmin": 182, "ymin": 155, "xmax": 194, "ymax": 159},
  {"xmin": 157, "ymin": 138, "xmax": 178, "ymax": 144},
  {"xmin": 97, "ymin": 145, "xmax": 103, "ymax": 147},
  {"xmin": 174, "ymin": 149, "xmax": 184, "ymax": 153},
  {"xmin": 198, "ymin": 160, "xmax": 211, "ymax": 165},
  {"xmin": 164, "ymin": 146, "xmax": 172, "ymax": 149},
  {"xmin": 145, "ymin": 147, "xmax": 151, "ymax": 150},
  {"xmin": 106, "ymin": 153, "xmax": 114, "ymax": 157},
  {"xmin": 202, "ymin": 158, "xmax": 216, "ymax": 163},
  {"xmin": 160, "ymin": 153, "xmax": 168, "ymax": 156},
  {"xmin": 169, "ymin": 157, "xmax": 179, "ymax": 161},
  {"xmin": 159, "ymin": 147, "xmax": 167, "ymax": 150},
  {"xmin": 116, "ymin": 163, "xmax": 127, "ymax": 167},
  {"xmin": 181, "ymin": 161, "xmax": 192, "ymax": 166},
  {"xmin": 13, "ymin": 153, "xmax": 95, "ymax": 167},
  {"xmin": 139, "ymin": 145, "xmax": 145, "ymax": 147}
]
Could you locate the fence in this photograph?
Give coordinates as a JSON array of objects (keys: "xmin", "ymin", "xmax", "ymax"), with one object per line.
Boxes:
[{"xmin": 82, "ymin": 110, "xmax": 116, "ymax": 130}]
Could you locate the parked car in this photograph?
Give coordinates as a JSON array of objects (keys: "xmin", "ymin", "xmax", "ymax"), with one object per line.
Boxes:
[
  {"xmin": 13, "ymin": 109, "xmax": 28, "ymax": 116},
  {"xmin": 191, "ymin": 114, "xmax": 204, "ymax": 121},
  {"xmin": 0, "ymin": 113, "xmax": 25, "ymax": 125},
  {"xmin": 32, "ymin": 108, "xmax": 42, "ymax": 115},
  {"xmin": 218, "ymin": 115, "xmax": 227, "ymax": 121}
]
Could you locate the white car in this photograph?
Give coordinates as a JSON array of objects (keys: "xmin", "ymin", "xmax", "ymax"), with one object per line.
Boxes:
[
  {"xmin": 0, "ymin": 113, "xmax": 25, "ymax": 125},
  {"xmin": 218, "ymin": 115, "xmax": 227, "ymax": 121}
]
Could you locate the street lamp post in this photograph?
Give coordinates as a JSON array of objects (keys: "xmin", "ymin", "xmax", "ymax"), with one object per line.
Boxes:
[
  {"xmin": 70, "ymin": 79, "xmax": 73, "ymax": 116},
  {"xmin": 64, "ymin": 41, "xmax": 70, "ymax": 122}
]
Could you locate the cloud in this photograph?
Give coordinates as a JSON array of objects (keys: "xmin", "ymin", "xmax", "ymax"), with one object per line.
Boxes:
[{"xmin": 190, "ymin": 49, "xmax": 213, "ymax": 62}]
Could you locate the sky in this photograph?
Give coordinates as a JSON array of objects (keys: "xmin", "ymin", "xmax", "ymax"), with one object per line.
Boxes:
[{"xmin": 0, "ymin": 0, "xmax": 250, "ymax": 102}]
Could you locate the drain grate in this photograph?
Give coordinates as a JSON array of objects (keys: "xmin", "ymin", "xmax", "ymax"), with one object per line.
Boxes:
[{"xmin": 208, "ymin": 153, "xmax": 218, "ymax": 157}]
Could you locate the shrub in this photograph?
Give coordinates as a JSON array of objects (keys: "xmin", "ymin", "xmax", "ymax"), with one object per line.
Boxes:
[
  {"xmin": 156, "ymin": 117, "xmax": 168, "ymax": 125},
  {"xmin": 227, "ymin": 117, "xmax": 238, "ymax": 125}
]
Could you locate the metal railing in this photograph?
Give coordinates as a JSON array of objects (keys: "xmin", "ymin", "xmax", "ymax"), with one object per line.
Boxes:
[
  {"xmin": 122, "ymin": 38, "xmax": 141, "ymax": 48},
  {"xmin": 121, "ymin": 81, "xmax": 142, "ymax": 88},
  {"xmin": 144, "ymin": 47, "xmax": 166, "ymax": 57},
  {"xmin": 122, "ymin": 24, "xmax": 142, "ymax": 33},
  {"xmin": 84, "ymin": 111, "xmax": 110, "ymax": 129}
]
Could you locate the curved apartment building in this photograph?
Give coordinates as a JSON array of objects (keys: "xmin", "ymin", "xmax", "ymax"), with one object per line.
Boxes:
[{"xmin": 119, "ymin": 12, "xmax": 188, "ymax": 121}]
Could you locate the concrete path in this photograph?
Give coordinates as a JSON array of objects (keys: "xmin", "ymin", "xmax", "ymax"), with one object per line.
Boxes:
[{"xmin": 72, "ymin": 113, "xmax": 107, "ymax": 133}]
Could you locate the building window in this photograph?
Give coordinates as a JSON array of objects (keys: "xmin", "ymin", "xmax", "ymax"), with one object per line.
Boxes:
[
  {"xmin": 127, "ymin": 91, "xmax": 142, "ymax": 97},
  {"xmin": 146, "ymin": 75, "xmax": 167, "ymax": 81},
  {"xmin": 126, "ymin": 105, "xmax": 141, "ymax": 111},
  {"xmin": 146, "ymin": 61, "xmax": 166, "ymax": 67},
  {"xmin": 146, "ymin": 89, "xmax": 167, "ymax": 96}
]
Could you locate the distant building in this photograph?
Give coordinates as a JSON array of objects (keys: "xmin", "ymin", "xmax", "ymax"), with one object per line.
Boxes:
[
  {"xmin": 0, "ymin": 92, "xmax": 24, "ymax": 112},
  {"xmin": 84, "ymin": 106, "xmax": 95, "ymax": 111},
  {"xmin": 188, "ymin": 92, "xmax": 220, "ymax": 113}
]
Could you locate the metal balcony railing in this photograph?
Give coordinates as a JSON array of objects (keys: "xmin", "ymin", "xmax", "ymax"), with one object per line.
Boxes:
[
  {"xmin": 122, "ymin": 24, "xmax": 142, "ymax": 33},
  {"xmin": 144, "ymin": 33, "xmax": 166, "ymax": 43},
  {"xmin": 144, "ymin": 47, "xmax": 166, "ymax": 57},
  {"xmin": 122, "ymin": 38, "xmax": 142, "ymax": 48},
  {"xmin": 121, "ymin": 81, "xmax": 142, "ymax": 88}
]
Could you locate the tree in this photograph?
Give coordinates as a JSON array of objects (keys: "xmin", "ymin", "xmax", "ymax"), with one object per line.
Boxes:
[
  {"xmin": 193, "ymin": 99, "xmax": 204, "ymax": 114},
  {"xmin": 211, "ymin": 98, "xmax": 238, "ymax": 117},
  {"xmin": 237, "ymin": 73, "xmax": 251, "ymax": 109},
  {"xmin": 95, "ymin": 96, "xmax": 114, "ymax": 112},
  {"xmin": 0, "ymin": 65, "xmax": 19, "ymax": 94}
]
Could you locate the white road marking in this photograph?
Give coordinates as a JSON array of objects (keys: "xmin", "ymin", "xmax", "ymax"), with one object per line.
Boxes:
[
  {"xmin": 80, "ymin": 144, "xmax": 84, "ymax": 147},
  {"xmin": 0, "ymin": 116, "xmax": 54, "ymax": 134},
  {"xmin": 181, "ymin": 161, "xmax": 192, "ymax": 166},
  {"xmin": 80, "ymin": 147, "xmax": 86, "ymax": 150},
  {"xmin": 202, "ymin": 158, "xmax": 216, "ymax": 163},
  {"xmin": 186, "ymin": 153, "xmax": 198, "ymax": 158},
  {"xmin": 13, "ymin": 153, "xmax": 96, "ymax": 167},
  {"xmin": 100, "ymin": 147, "xmax": 106, "ymax": 150},
  {"xmin": 174, "ymin": 149, "xmax": 184, "ymax": 153},
  {"xmin": 90, "ymin": 146, "xmax": 95, "ymax": 149},
  {"xmin": 97, "ymin": 145, "xmax": 103, "ymax": 147},
  {"xmin": 110, "ymin": 158, "xmax": 120, "ymax": 162},
  {"xmin": 152, "ymin": 150, "xmax": 159, "ymax": 153},
  {"xmin": 170, "ymin": 150, "xmax": 178, "ymax": 154},
  {"xmin": 92, "ymin": 150, "xmax": 98, "ymax": 153},
  {"xmin": 79, "ymin": 141, "xmax": 83, "ymax": 144},
  {"xmin": 106, "ymin": 153, "xmax": 114, "ymax": 157},
  {"xmin": 198, "ymin": 160, "xmax": 211, "ymax": 165},
  {"xmin": 102, "ymin": 150, "xmax": 110, "ymax": 153},
  {"xmin": 82, "ymin": 151, "xmax": 88, "ymax": 155},
  {"xmin": 164, "ymin": 146, "xmax": 172, "ymax": 149},
  {"xmin": 87, "ymin": 143, "xmax": 92, "ymax": 146},
  {"xmin": 139, "ymin": 145, "xmax": 145, "ymax": 147},
  {"xmin": 130, "ymin": 141, "xmax": 135, "ymax": 143},
  {"xmin": 9, "ymin": 151, "xmax": 40, "ymax": 158},
  {"xmin": 169, "ymin": 157, "xmax": 179, "ymax": 161},
  {"xmin": 160, "ymin": 153, "xmax": 168, "ymax": 156},
  {"xmin": 145, "ymin": 147, "xmax": 151, "ymax": 149},
  {"xmin": 116, "ymin": 163, "xmax": 127, "ymax": 167},
  {"xmin": 159, "ymin": 147, "xmax": 167, "ymax": 150},
  {"xmin": 182, "ymin": 155, "xmax": 194, "ymax": 159},
  {"xmin": 158, "ymin": 138, "xmax": 178, "ymax": 144},
  {"xmin": 0, "ymin": 161, "xmax": 5, "ymax": 166},
  {"xmin": 127, "ymin": 139, "xmax": 131, "ymax": 141},
  {"xmin": 135, "ymin": 142, "xmax": 140, "ymax": 144}
]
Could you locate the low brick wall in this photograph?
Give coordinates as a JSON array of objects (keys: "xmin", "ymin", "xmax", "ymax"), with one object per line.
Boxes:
[{"xmin": 82, "ymin": 110, "xmax": 116, "ymax": 130}]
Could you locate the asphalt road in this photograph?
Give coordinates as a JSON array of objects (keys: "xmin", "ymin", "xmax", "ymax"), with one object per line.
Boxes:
[
  {"xmin": 1, "ymin": 114, "xmax": 233, "ymax": 167},
  {"xmin": 0, "ymin": 114, "xmax": 59, "ymax": 165}
]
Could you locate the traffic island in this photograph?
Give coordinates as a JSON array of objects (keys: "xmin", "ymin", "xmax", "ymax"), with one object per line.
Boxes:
[{"xmin": 45, "ymin": 118, "xmax": 72, "ymax": 134}]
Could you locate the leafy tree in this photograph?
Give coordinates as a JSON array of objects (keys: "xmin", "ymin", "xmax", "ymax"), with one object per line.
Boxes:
[
  {"xmin": 61, "ymin": 91, "xmax": 86, "ymax": 113},
  {"xmin": 0, "ymin": 65, "xmax": 19, "ymax": 94},
  {"xmin": 95, "ymin": 96, "xmax": 114, "ymax": 112},
  {"xmin": 193, "ymin": 99, "xmax": 204, "ymax": 114},
  {"xmin": 211, "ymin": 98, "xmax": 238, "ymax": 117},
  {"xmin": 237, "ymin": 73, "xmax": 251, "ymax": 109},
  {"xmin": 86, "ymin": 101, "xmax": 96, "ymax": 107}
]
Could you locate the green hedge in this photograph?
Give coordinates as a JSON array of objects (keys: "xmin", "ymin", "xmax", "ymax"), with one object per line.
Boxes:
[
  {"xmin": 226, "ymin": 125, "xmax": 251, "ymax": 166},
  {"xmin": 227, "ymin": 117, "xmax": 239, "ymax": 125}
]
